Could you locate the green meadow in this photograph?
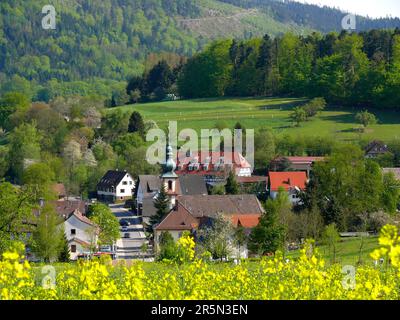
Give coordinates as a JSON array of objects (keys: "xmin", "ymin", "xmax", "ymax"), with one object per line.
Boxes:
[{"xmin": 110, "ymin": 97, "xmax": 400, "ymax": 142}]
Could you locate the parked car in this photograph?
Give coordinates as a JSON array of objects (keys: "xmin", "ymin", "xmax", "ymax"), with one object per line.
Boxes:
[
  {"xmin": 124, "ymin": 233, "xmax": 130, "ymax": 239},
  {"xmin": 124, "ymin": 199, "xmax": 134, "ymax": 209},
  {"xmin": 122, "ymin": 226, "xmax": 128, "ymax": 232},
  {"xmin": 119, "ymin": 219, "xmax": 130, "ymax": 227}
]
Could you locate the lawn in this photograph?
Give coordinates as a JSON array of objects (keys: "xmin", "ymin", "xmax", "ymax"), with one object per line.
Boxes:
[
  {"xmin": 110, "ymin": 97, "xmax": 400, "ymax": 142},
  {"xmin": 286, "ymin": 236, "xmax": 380, "ymax": 266}
]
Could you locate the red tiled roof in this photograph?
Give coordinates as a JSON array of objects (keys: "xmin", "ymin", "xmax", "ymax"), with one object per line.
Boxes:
[
  {"xmin": 269, "ymin": 172, "xmax": 308, "ymax": 192},
  {"xmin": 231, "ymin": 214, "xmax": 261, "ymax": 228},
  {"xmin": 155, "ymin": 202, "xmax": 199, "ymax": 231},
  {"xmin": 175, "ymin": 151, "xmax": 251, "ymax": 176}
]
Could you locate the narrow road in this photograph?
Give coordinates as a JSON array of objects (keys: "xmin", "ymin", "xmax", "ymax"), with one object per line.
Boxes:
[{"xmin": 109, "ymin": 204, "xmax": 154, "ymax": 261}]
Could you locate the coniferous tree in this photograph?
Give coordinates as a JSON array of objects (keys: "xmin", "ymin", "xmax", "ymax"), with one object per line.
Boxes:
[
  {"xmin": 128, "ymin": 111, "xmax": 145, "ymax": 137},
  {"xmin": 58, "ymin": 233, "xmax": 70, "ymax": 262},
  {"xmin": 225, "ymin": 170, "xmax": 240, "ymax": 195},
  {"xmin": 149, "ymin": 184, "xmax": 170, "ymax": 231}
]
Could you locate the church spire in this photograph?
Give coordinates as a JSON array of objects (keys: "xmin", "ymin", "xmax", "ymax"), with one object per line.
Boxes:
[{"xmin": 162, "ymin": 142, "xmax": 177, "ymax": 178}]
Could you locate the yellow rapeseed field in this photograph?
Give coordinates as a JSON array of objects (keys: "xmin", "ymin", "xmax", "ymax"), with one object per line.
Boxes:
[{"xmin": 1, "ymin": 228, "xmax": 400, "ymax": 300}]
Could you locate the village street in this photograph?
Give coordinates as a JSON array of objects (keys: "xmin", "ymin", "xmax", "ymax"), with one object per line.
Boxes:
[{"xmin": 109, "ymin": 204, "xmax": 153, "ymax": 261}]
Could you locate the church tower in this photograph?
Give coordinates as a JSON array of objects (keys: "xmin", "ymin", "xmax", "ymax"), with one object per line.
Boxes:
[{"xmin": 161, "ymin": 143, "xmax": 178, "ymax": 208}]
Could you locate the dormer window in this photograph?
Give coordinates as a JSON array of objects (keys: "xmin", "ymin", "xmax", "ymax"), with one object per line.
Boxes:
[{"xmin": 168, "ymin": 180, "xmax": 173, "ymax": 191}]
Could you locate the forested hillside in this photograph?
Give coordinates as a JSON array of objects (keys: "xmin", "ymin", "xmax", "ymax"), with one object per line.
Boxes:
[
  {"xmin": 126, "ymin": 30, "xmax": 400, "ymax": 109},
  {"xmin": 1, "ymin": 0, "xmax": 399, "ymax": 100},
  {"xmin": 220, "ymin": 0, "xmax": 400, "ymax": 33}
]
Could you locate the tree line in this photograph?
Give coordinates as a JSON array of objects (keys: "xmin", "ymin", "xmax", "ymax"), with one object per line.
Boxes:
[{"xmin": 126, "ymin": 30, "xmax": 400, "ymax": 109}]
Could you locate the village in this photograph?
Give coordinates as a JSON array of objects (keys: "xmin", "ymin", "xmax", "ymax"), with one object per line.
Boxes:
[{"xmin": 23, "ymin": 138, "xmax": 399, "ymax": 263}]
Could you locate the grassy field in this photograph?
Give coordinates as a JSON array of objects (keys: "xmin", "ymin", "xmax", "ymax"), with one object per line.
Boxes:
[
  {"xmin": 111, "ymin": 97, "xmax": 400, "ymax": 142},
  {"xmin": 286, "ymin": 236, "xmax": 380, "ymax": 266}
]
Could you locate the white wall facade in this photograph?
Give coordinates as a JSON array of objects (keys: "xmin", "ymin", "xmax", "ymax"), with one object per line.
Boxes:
[
  {"xmin": 64, "ymin": 214, "xmax": 96, "ymax": 260},
  {"xmin": 97, "ymin": 173, "xmax": 135, "ymax": 202},
  {"xmin": 270, "ymin": 190, "xmax": 301, "ymax": 205}
]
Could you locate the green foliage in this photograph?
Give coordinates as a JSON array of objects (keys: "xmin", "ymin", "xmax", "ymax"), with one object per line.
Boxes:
[
  {"xmin": 0, "ymin": 92, "xmax": 29, "ymax": 129},
  {"xmin": 381, "ymin": 172, "xmax": 400, "ymax": 215},
  {"xmin": 178, "ymin": 40, "xmax": 233, "ymax": 98},
  {"xmin": 22, "ymin": 162, "xmax": 56, "ymax": 199},
  {"xmin": 0, "ymin": 182, "xmax": 37, "ymax": 254},
  {"xmin": 58, "ymin": 233, "xmax": 70, "ymax": 263},
  {"xmin": 128, "ymin": 112, "xmax": 145, "ymax": 137},
  {"xmin": 89, "ymin": 203, "xmax": 119, "ymax": 246},
  {"xmin": 149, "ymin": 184, "xmax": 170, "ymax": 230},
  {"xmin": 197, "ymin": 213, "xmax": 233, "ymax": 260},
  {"xmin": 32, "ymin": 203, "xmax": 64, "ymax": 263},
  {"xmin": 210, "ymin": 184, "xmax": 226, "ymax": 195},
  {"xmin": 356, "ymin": 111, "xmax": 378, "ymax": 128},
  {"xmin": 225, "ymin": 170, "xmax": 239, "ymax": 195},
  {"xmin": 290, "ymin": 107, "xmax": 307, "ymax": 126},
  {"xmin": 158, "ymin": 231, "xmax": 177, "ymax": 261},
  {"xmin": 8, "ymin": 122, "xmax": 42, "ymax": 182},
  {"xmin": 322, "ymin": 223, "xmax": 341, "ymax": 264},
  {"xmin": 303, "ymin": 98, "xmax": 327, "ymax": 118},
  {"xmin": 248, "ymin": 197, "xmax": 285, "ymax": 255},
  {"xmin": 305, "ymin": 145, "xmax": 388, "ymax": 230}
]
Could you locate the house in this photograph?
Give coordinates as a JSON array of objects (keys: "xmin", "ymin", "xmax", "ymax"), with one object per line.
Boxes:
[
  {"xmin": 175, "ymin": 150, "xmax": 252, "ymax": 186},
  {"xmin": 154, "ymin": 194, "xmax": 264, "ymax": 257},
  {"xmin": 365, "ymin": 140, "xmax": 390, "ymax": 159},
  {"xmin": 268, "ymin": 172, "xmax": 308, "ymax": 205},
  {"xmin": 269, "ymin": 156, "xmax": 325, "ymax": 176},
  {"xmin": 64, "ymin": 209, "xmax": 98, "ymax": 260},
  {"xmin": 97, "ymin": 170, "xmax": 135, "ymax": 202}
]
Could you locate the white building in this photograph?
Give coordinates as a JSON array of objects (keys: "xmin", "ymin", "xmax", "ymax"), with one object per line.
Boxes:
[
  {"xmin": 97, "ymin": 170, "xmax": 135, "ymax": 202},
  {"xmin": 64, "ymin": 210, "xmax": 98, "ymax": 260}
]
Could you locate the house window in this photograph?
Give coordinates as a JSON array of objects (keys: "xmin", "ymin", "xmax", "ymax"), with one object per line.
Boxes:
[
  {"xmin": 129, "ymin": 181, "xmax": 133, "ymax": 185},
  {"xmin": 120, "ymin": 189, "xmax": 125, "ymax": 194},
  {"xmin": 71, "ymin": 229, "xmax": 76, "ymax": 236},
  {"xmin": 168, "ymin": 181, "xmax": 173, "ymax": 190},
  {"xmin": 122, "ymin": 181, "xmax": 128, "ymax": 185},
  {"xmin": 71, "ymin": 245, "xmax": 76, "ymax": 253}
]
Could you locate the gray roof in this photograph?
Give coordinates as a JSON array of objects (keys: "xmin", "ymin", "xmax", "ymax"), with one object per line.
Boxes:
[
  {"xmin": 142, "ymin": 197, "xmax": 157, "ymax": 217},
  {"xmin": 178, "ymin": 175, "xmax": 208, "ymax": 196},
  {"xmin": 138, "ymin": 175, "xmax": 161, "ymax": 197},
  {"xmin": 177, "ymin": 195, "xmax": 264, "ymax": 218}
]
